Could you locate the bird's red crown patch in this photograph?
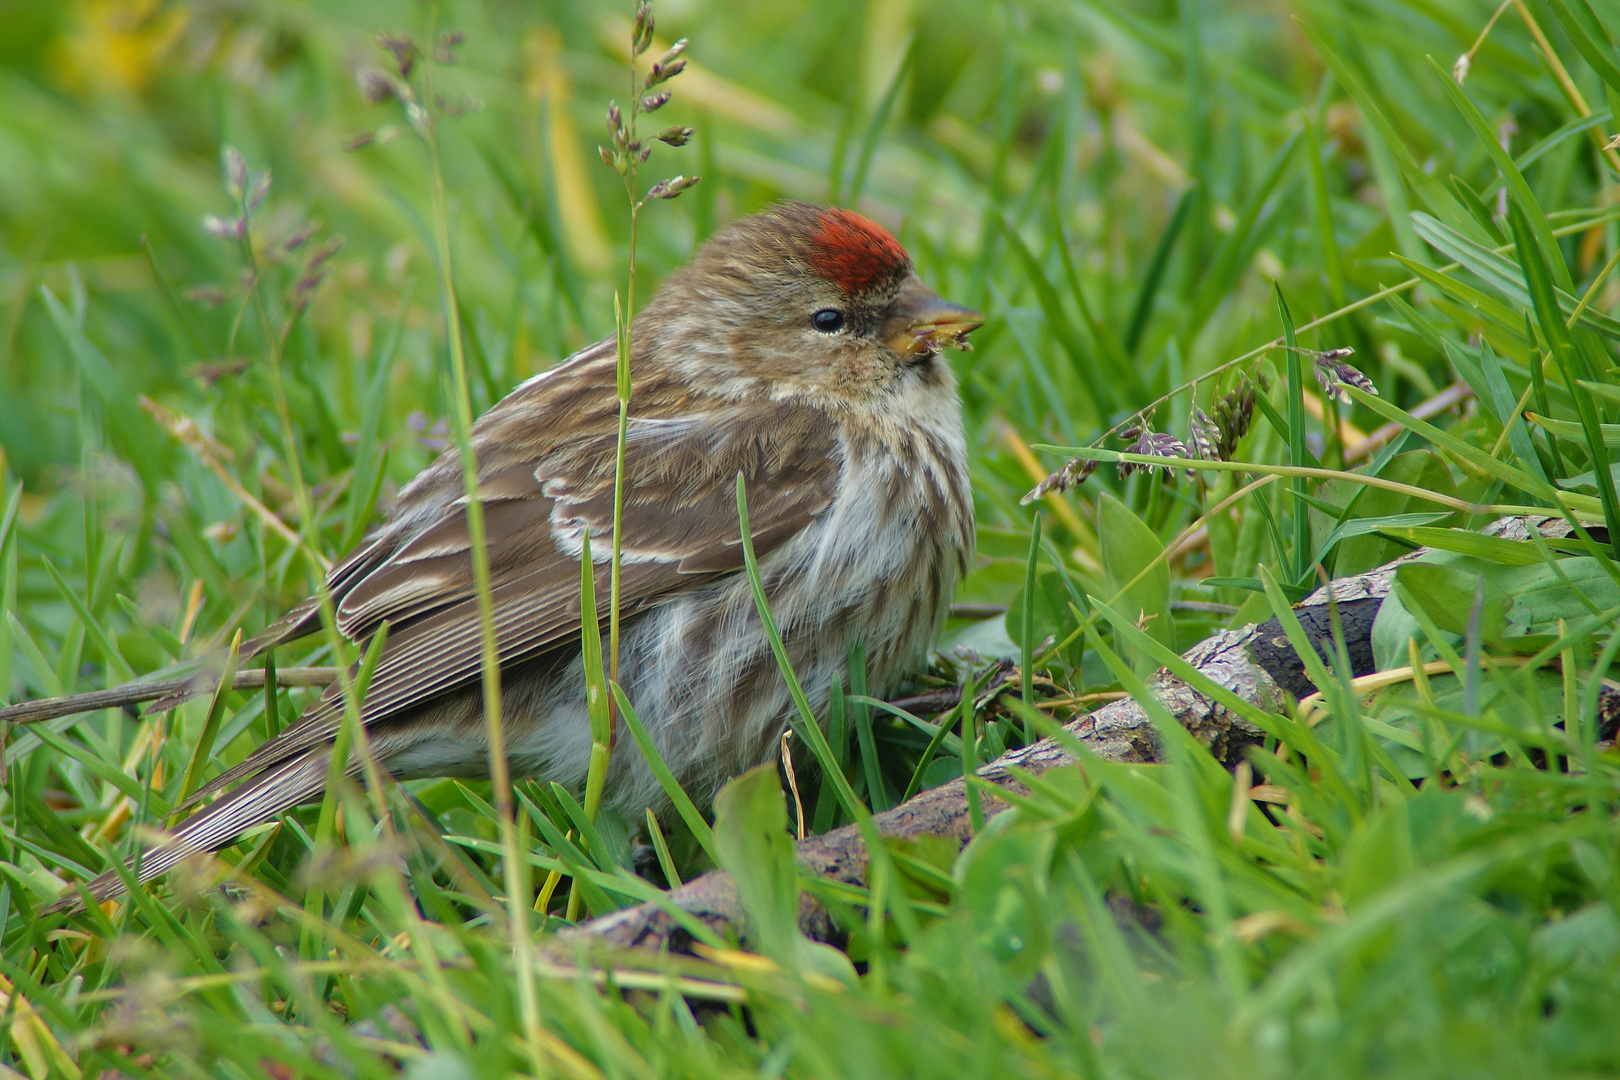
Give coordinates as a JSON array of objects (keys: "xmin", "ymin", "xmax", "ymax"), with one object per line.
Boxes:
[{"xmin": 809, "ymin": 209, "xmax": 908, "ymax": 295}]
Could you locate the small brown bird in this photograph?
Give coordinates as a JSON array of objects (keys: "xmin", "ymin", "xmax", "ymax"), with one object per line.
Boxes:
[{"xmin": 52, "ymin": 201, "xmax": 981, "ymax": 910}]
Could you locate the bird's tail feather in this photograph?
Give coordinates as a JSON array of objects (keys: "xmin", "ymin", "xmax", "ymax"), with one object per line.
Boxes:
[{"xmin": 44, "ymin": 747, "xmax": 333, "ymax": 914}]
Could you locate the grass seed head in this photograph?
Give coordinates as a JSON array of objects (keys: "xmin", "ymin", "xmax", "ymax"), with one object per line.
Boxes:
[
  {"xmin": 434, "ymin": 30, "xmax": 464, "ymax": 64},
  {"xmin": 357, "ymin": 67, "xmax": 397, "ymax": 104},
  {"xmin": 633, "ymin": 1, "xmax": 655, "ymax": 55},
  {"xmin": 1189, "ymin": 406, "xmax": 1220, "ymax": 461},
  {"xmin": 202, "ymin": 213, "xmax": 245, "ymax": 241},
  {"xmin": 1023, "ymin": 456, "xmax": 1097, "ymax": 503},
  {"xmin": 1118, "ymin": 429, "xmax": 1188, "ymax": 480},
  {"xmin": 647, "ymin": 57, "xmax": 687, "ymax": 86},
  {"xmin": 222, "ymin": 144, "xmax": 247, "ymax": 199},
  {"xmin": 1314, "ymin": 349, "xmax": 1375, "ymax": 404},
  {"xmin": 378, "ymin": 31, "xmax": 419, "ymax": 78},
  {"xmin": 1212, "ymin": 382, "xmax": 1257, "ymax": 459}
]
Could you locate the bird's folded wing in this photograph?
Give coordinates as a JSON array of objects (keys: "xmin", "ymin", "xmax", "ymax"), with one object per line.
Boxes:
[{"xmin": 183, "ymin": 401, "xmax": 839, "ymax": 804}]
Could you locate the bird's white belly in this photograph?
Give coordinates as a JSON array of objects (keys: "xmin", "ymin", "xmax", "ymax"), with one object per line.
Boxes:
[{"xmin": 486, "ymin": 466, "xmax": 964, "ymax": 815}]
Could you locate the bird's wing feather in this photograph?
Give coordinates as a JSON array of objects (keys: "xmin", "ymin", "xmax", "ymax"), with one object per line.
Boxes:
[
  {"xmin": 182, "ymin": 361, "xmax": 840, "ymax": 806},
  {"xmin": 42, "ymin": 747, "xmax": 335, "ymax": 912}
]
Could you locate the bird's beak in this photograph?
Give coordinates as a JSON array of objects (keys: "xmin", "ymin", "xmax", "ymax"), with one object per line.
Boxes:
[{"xmin": 884, "ymin": 280, "xmax": 985, "ymax": 360}]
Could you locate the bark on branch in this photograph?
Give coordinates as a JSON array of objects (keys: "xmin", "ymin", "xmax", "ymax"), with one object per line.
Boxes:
[
  {"xmin": 564, "ymin": 515, "xmax": 1609, "ymax": 954},
  {"xmin": 0, "ymin": 668, "xmax": 340, "ymax": 726}
]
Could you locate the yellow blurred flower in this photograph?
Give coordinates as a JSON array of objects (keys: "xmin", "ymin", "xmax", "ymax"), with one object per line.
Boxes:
[{"xmin": 51, "ymin": 0, "xmax": 188, "ymax": 97}]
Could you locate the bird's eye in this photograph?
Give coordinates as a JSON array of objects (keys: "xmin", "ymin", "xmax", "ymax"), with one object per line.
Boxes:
[{"xmin": 811, "ymin": 308, "xmax": 846, "ymax": 334}]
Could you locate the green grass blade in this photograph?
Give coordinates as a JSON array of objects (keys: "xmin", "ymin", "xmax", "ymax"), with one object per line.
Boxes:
[
  {"xmin": 611, "ymin": 682, "xmax": 719, "ymax": 864},
  {"xmin": 734, "ymin": 474, "xmax": 862, "ymax": 821},
  {"xmin": 1124, "ymin": 184, "xmax": 1197, "ymax": 355},
  {"xmin": 846, "ymin": 38, "xmax": 915, "ymax": 207},
  {"xmin": 1507, "ymin": 202, "xmax": 1620, "ymax": 544},
  {"xmin": 176, "ymin": 630, "xmax": 241, "ymax": 807},
  {"xmin": 1019, "ymin": 511, "xmax": 1042, "ymax": 741},
  {"xmin": 1541, "ymin": 0, "xmax": 1620, "ymax": 95},
  {"xmin": 1000, "ymin": 218, "xmax": 1115, "ymax": 414},
  {"xmin": 1428, "ymin": 56, "xmax": 1572, "ymax": 292},
  {"xmin": 1187, "ymin": 130, "xmax": 1302, "ymax": 337},
  {"xmin": 1276, "ymin": 288, "xmax": 1310, "ymax": 584}
]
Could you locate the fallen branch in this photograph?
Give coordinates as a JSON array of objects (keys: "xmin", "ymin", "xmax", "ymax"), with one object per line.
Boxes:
[
  {"xmin": 0, "ymin": 668, "xmax": 340, "ymax": 726},
  {"xmin": 563, "ymin": 515, "xmax": 1609, "ymax": 954}
]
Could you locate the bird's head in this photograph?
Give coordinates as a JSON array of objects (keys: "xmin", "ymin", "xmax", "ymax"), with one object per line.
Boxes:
[{"xmin": 637, "ymin": 201, "xmax": 984, "ymax": 402}]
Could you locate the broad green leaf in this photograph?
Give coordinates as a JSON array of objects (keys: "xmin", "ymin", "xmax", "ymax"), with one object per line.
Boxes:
[
  {"xmin": 954, "ymin": 813, "xmax": 1055, "ymax": 980},
  {"xmin": 1097, "ymin": 490, "xmax": 1173, "ymax": 669},
  {"xmin": 1006, "ymin": 569, "xmax": 1083, "ymax": 668},
  {"xmin": 1315, "ymin": 451, "xmax": 1457, "ymax": 576},
  {"xmin": 712, "ymin": 765, "xmax": 857, "ymax": 985},
  {"xmin": 1556, "ymin": 462, "xmax": 1620, "ymax": 496},
  {"xmin": 1394, "ymin": 563, "xmax": 1511, "ymax": 641},
  {"xmin": 1378, "ymin": 552, "xmax": 1620, "ymax": 668},
  {"xmin": 712, "ymin": 764, "xmax": 800, "ymax": 962},
  {"xmin": 1369, "ymin": 668, "xmax": 1570, "ymax": 773},
  {"xmin": 1341, "ymin": 799, "xmax": 1414, "ymax": 911}
]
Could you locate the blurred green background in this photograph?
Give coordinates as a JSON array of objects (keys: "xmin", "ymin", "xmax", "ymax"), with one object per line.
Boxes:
[
  {"xmin": 5, "ymin": 0, "xmax": 1608, "ymax": 630},
  {"xmin": 3, "ymin": 0, "xmax": 1620, "ymax": 1075}
]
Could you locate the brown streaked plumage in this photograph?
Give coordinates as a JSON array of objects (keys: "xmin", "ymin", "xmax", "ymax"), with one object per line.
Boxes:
[{"xmin": 50, "ymin": 201, "xmax": 982, "ymax": 912}]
